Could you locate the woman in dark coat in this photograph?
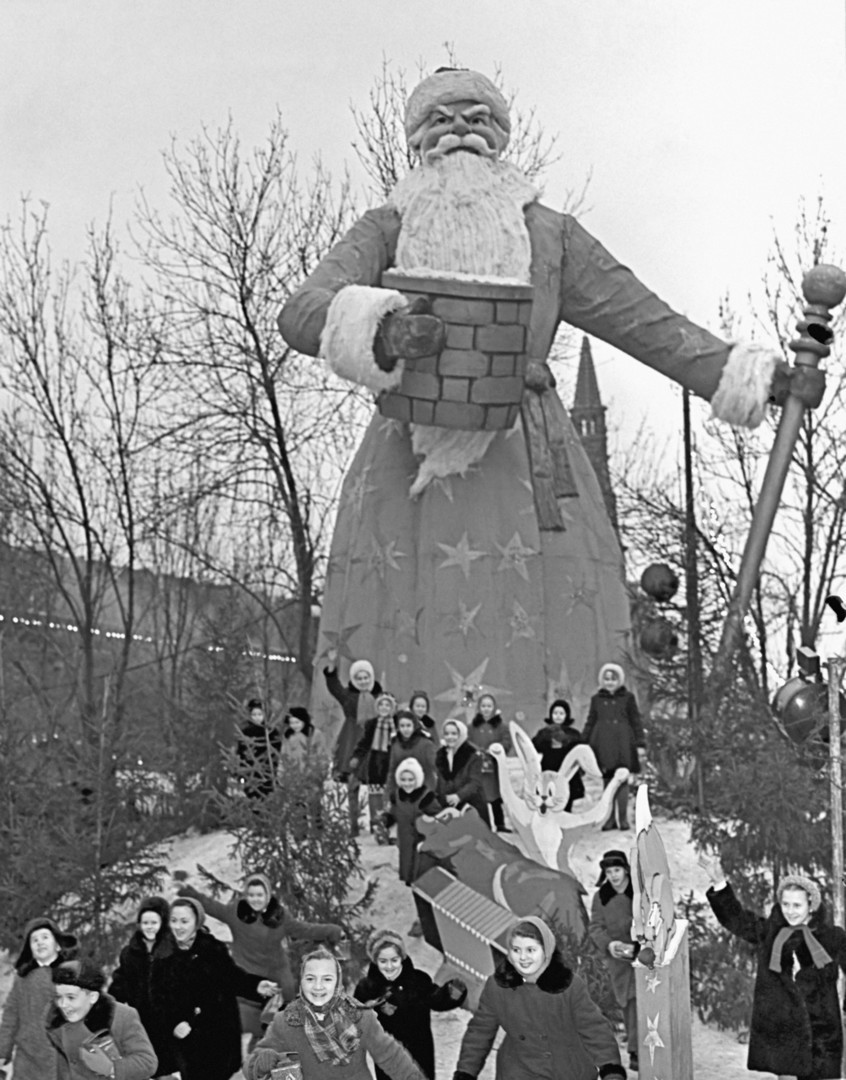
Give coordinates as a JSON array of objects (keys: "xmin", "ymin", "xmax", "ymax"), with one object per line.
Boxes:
[
  {"xmin": 151, "ymin": 897, "xmax": 268, "ymax": 1080},
  {"xmin": 0, "ymin": 916, "xmax": 78, "ymax": 1080},
  {"xmin": 701, "ymin": 853, "xmax": 846, "ymax": 1079},
  {"xmin": 582, "ymin": 664, "xmax": 645, "ymax": 830},
  {"xmin": 453, "ymin": 916, "xmax": 624, "ymax": 1080},
  {"xmin": 324, "ymin": 652, "xmax": 383, "ymax": 837},
  {"xmin": 355, "ymin": 929, "xmax": 466, "ymax": 1080},
  {"xmin": 532, "ymin": 699, "xmax": 584, "ymax": 809},
  {"xmin": 109, "ymin": 897, "xmax": 177, "ymax": 1077},
  {"xmin": 468, "ymin": 694, "xmax": 512, "ymax": 831},
  {"xmin": 433, "ymin": 719, "xmax": 487, "ymax": 823}
]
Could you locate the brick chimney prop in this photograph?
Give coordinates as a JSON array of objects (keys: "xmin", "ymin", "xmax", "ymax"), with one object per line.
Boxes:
[{"xmin": 378, "ymin": 271, "xmax": 534, "ymax": 431}]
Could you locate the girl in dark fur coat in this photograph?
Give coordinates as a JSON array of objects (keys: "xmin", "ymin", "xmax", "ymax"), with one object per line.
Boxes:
[
  {"xmin": 355, "ymin": 929, "xmax": 466, "ymax": 1080},
  {"xmin": 433, "ymin": 719, "xmax": 487, "ymax": 823},
  {"xmin": 109, "ymin": 897, "xmax": 177, "ymax": 1077},
  {"xmin": 701, "ymin": 853, "xmax": 846, "ymax": 1080},
  {"xmin": 468, "ymin": 694, "xmax": 512, "ymax": 831},
  {"xmin": 382, "ymin": 758, "xmax": 443, "ymax": 886},
  {"xmin": 453, "ymin": 916, "xmax": 624, "ymax": 1080},
  {"xmin": 532, "ymin": 699, "xmax": 584, "ymax": 809}
]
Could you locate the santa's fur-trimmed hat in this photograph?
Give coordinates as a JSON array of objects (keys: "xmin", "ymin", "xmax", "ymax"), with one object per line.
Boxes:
[{"xmin": 405, "ymin": 68, "xmax": 510, "ymax": 151}]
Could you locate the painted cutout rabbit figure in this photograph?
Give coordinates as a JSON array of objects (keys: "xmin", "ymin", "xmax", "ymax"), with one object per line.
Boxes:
[{"xmin": 489, "ymin": 721, "xmax": 629, "ymax": 873}]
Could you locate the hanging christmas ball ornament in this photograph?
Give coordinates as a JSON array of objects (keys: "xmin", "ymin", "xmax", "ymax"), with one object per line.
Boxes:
[
  {"xmin": 772, "ymin": 678, "xmax": 846, "ymax": 744},
  {"xmin": 640, "ymin": 563, "xmax": 680, "ymax": 602},
  {"xmin": 639, "ymin": 617, "xmax": 679, "ymax": 659}
]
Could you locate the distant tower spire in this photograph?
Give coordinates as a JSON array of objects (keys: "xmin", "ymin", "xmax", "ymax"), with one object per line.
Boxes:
[{"xmin": 570, "ymin": 336, "xmax": 618, "ymax": 529}]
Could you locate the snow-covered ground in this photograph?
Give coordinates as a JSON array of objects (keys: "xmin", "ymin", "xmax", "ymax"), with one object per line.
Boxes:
[{"xmin": 0, "ymin": 802, "xmax": 750, "ymax": 1079}]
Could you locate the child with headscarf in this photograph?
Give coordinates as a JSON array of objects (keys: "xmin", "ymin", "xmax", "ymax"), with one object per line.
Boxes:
[
  {"xmin": 700, "ymin": 852, "xmax": 846, "ymax": 1079},
  {"xmin": 453, "ymin": 915, "xmax": 625, "ymax": 1079},
  {"xmin": 324, "ymin": 651, "xmax": 383, "ymax": 837},
  {"xmin": 244, "ymin": 947, "xmax": 427, "ymax": 1080},
  {"xmin": 582, "ymin": 663, "xmax": 645, "ymax": 830},
  {"xmin": 532, "ymin": 699, "xmax": 584, "ymax": 810},
  {"xmin": 349, "ymin": 691, "xmax": 398, "ymax": 844},
  {"xmin": 381, "ymin": 759, "xmax": 443, "ymax": 886},
  {"xmin": 588, "ymin": 851, "xmax": 639, "ymax": 1072},
  {"xmin": 355, "ymin": 929, "xmax": 466, "ymax": 1080},
  {"xmin": 468, "ymin": 693, "xmax": 513, "ymax": 832},
  {"xmin": 433, "ymin": 718, "xmax": 487, "ymax": 823}
]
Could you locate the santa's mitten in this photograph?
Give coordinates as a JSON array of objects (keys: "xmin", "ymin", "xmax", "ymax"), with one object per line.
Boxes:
[
  {"xmin": 251, "ymin": 1047, "xmax": 282, "ymax": 1077},
  {"xmin": 453, "ymin": 1073, "xmax": 476, "ymax": 1080},
  {"xmin": 598, "ymin": 1066, "xmax": 627, "ymax": 1079},
  {"xmin": 376, "ymin": 297, "xmax": 445, "ymax": 369}
]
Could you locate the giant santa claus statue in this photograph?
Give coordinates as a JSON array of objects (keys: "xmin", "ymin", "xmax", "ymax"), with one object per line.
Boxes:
[{"xmin": 279, "ymin": 68, "xmax": 820, "ymax": 732}]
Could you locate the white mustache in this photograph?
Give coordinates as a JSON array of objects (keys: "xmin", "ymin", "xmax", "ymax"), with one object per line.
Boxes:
[{"xmin": 424, "ymin": 132, "xmax": 497, "ymax": 162}]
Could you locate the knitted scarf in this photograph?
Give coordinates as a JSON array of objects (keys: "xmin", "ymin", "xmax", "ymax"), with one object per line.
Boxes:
[
  {"xmin": 372, "ymin": 713, "xmax": 395, "ymax": 755},
  {"xmin": 769, "ymin": 924, "xmax": 832, "ymax": 973},
  {"xmin": 286, "ymin": 992, "xmax": 362, "ymax": 1065}
]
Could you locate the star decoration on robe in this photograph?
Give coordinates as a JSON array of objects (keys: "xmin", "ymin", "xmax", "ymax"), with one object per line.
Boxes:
[
  {"xmin": 359, "ymin": 534, "xmax": 406, "ymax": 582},
  {"xmin": 377, "ymin": 416, "xmax": 406, "ymax": 441},
  {"xmin": 431, "ymin": 475, "xmax": 455, "ymax": 502},
  {"xmin": 643, "ymin": 1014, "xmax": 666, "ymax": 1065},
  {"xmin": 561, "ymin": 572, "xmax": 601, "ymax": 617},
  {"xmin": 644, "ymin": 970, "xmax": 662, "ymax": 994},
  {"xmin": 395, "ymin": 608, "xmax": 423, "ymax": 644},
  {"xmin": 342, "ymin": 466, "xmax": 378, "ymax": 520},
  {"xmin": 446, "ymin": 600, "xmax": 483, "ymax": 640},
  {"xmin": 437, "ymin": 532, "xmax": 487, "ymax": 579},
  {"xmin": 496, "ymin": 532, "xmax": 537, "ymax": 582},
  {"xmin": 507, "ymin": 601, "xmax": 536, "ymax": 646},
  {"xmin": 435, "ymin": 658, "xmax": 491, "ymax": 713},
  {"xmin": 320, "ymin": 624, "xmax": 362, "ymax": 664}
]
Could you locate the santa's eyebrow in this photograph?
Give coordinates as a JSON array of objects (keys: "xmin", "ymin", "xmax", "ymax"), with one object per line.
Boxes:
[{"xmin": 460, "ymin": 104, "xmax": 491, "ymax": 119}]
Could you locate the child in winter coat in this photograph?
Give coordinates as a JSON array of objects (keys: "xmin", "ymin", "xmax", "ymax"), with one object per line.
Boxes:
[
  {"xmin": 453, "ymin": 916, "xmax": 625, "ymax": 1080},
  {"xmin": 531, "ymin": 699, "xmax": 584, "ymax": 810},
  {"xmin": 244, "ymin": 947, "xmax": 427, "ymax": 1080},
  {"xmin": 0, "ymin": 916, "xmax": 78, "ymax": 1080},
  {"xmin": 109, "ymin": 896, "xmax": 177, "ymax": 1077},
  {"xmin": 46, "ymin": 959, "xmax": 158, "ymax": 1080},
  {"xmin": 280, "ymin": 707, "xmax": 329, "ymax": 768},
  {"xmin": 588, "ymin": 851, "xmax": 639, "ymax": 1073},
  {"xmin": 700, "ymin": 852, "xmax": 846, "ymax": 1079},
  {"xmin": 433, "ymin": 719, "xmax": 488, "ymax": 823},
  {"xmin": 324, "ymin": 651, "xmax": 383, "ymax": 836},
  {"xmin": 468, "ymin": 694, "xmax": 513, "ymax": 832},
  {"xmin": 385, "ymin": 711, "xmax": 437, "ymax": 801},
  {"xmin": 408, "ymin": 692, "xmax": 436, "ymax": 734},
  {"xmin": 350, "ymin": 691, "xmax": 397, "ymax": 843},
  {"xmin": 354, "ymin": 929, "xmax": 467, "ymax": 1080},
  {"xmin": 382, "ymin": 759, "xmax": 443, "ymax": 886},
  {"xmin": 176, "ymin": 872, "xmax": 342, "ymax": 1042},
  {"xmin": 582, "ymin": 664, "xmax": 646, "ymax": 830}
]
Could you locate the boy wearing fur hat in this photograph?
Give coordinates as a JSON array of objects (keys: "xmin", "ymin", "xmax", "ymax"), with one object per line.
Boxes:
[
  {"xmin": 0, "ymin": 916, "xmax": 78, "ymax": 1080},
  {"xmin": 355, "ymin": 929, "xmax": 466, "ymax": 1080},
  {"xmin": 583, "ymin": 665, "xmax": 645, "ymax": 830},
  {"xmin": 589, "ymin": 851, "xmax": 639, "ymax": 1072},
  {"xmin": 700, "ymin": 852, "xmax": 846, "ymax": 1079},
  {"xmin": 46, "ymin": 959, "xmax": 158, "ymax": 1080},
  {"xmin": 382, "ymin": 758, "xmax": 443, "ymax": 886}
]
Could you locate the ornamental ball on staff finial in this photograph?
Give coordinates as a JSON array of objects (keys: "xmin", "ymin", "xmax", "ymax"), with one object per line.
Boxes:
[{"xmin": 802, "ymin": 264, "xmax": 846, "ymax": 309}]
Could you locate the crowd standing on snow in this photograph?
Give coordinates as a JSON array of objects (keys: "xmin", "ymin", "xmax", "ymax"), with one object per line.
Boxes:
[{"xmin": 2, "ymin": 655, "xmax": 841, "ymax": 1080}]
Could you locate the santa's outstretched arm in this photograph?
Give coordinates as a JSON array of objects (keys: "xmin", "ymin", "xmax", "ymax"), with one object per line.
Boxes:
[{"xmin": 557, "ymin": 213, "xmax": 823, "ymax": 427}]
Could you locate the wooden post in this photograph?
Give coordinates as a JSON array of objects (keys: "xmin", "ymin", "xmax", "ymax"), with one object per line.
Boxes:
[
  {"xmin": 635, "ymin": 926, "xmax": 693, "ymax": 1080},
  {"xmin": 828, "ymin": 656, "xmax": 846, "ymax": 928}
]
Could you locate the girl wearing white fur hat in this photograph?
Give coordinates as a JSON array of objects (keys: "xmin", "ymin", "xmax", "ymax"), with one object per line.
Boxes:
[
  {"xmin": 582, "ymin": 663, "xmax": 645, "ymax": 831},
  {"xmin": 381, "ymin": 758, "xmax": 442, "ymax": 886}
]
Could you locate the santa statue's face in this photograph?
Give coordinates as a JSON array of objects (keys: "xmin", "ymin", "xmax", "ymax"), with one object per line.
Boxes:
[{"xmin": 418, "ymin": 99, "xmax": 501, "ymax": 164}]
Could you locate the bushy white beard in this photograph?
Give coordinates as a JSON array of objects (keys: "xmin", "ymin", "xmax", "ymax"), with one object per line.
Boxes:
[
  {"xmin": 388, "ymin": 154, "xmax": 539, "ymax": 494},
  {"xmin": 390, "ymin": 153, "xmax": 537, "ymax": 282}
]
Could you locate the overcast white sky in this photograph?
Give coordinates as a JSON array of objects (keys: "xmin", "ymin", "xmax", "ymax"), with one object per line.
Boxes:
[{"xmin": 3, "ymin": 0, "xmax": 846, "ymax": 452}]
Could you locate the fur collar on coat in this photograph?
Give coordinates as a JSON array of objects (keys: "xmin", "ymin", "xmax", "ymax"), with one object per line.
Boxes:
[
  {"xmin": 236, "ymin": 894, "xmax": 284, "ymax": 927},
  {"xmin": 494, "ymin": 950, "xmax": 574, "ymax": 993},
  {"xmin": 47, "ymin": 992, "xmax": 117, "ymax": 1035}
]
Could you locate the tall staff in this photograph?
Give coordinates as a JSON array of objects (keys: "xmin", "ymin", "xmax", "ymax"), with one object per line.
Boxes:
[{"xmin": 712, "ymin": 264, "xmax": 846, "ymax": 689}]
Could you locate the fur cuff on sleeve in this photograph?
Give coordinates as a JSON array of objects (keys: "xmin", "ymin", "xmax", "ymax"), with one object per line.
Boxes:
[
  {"xmin": 319, "ymin": 285, "xmax": 408, "ymax": 394},
  {"xmin": 710, "ymin": 342, "xmax": 780, "ymax": 428}
]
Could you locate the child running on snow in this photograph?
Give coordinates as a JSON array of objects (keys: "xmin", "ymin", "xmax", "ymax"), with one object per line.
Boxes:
[
  {"xmin": 355, "ymin": 929, "xmax": 466, "ymax": 1080},
  {"xmin": 381, "ymin": 759, "xmax": 443, "ymax": 886},
  {"xmin": 582, "ymin": 664, "xmax": 646, "ymax": 831},
  {"xmin": 453, "ymin": 915, "xmax": 625, "ymax": 1080},
  {"xmin": 245, "ymin": 947, "xmax": 426, "ymax": 1080}
]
